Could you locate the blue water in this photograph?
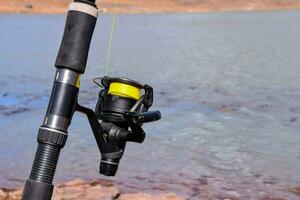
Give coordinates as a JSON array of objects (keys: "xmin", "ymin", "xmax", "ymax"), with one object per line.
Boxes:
[{"xmin": 0, "ymin": 11, "xmax": 300, "ymax": 199}]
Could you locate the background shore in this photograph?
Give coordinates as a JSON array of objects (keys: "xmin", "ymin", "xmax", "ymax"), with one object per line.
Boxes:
[
  {"xmin": 0, "ymin": 179, "xmax": 183, "ymax": 200},
  {"xmin": 1, "ymin": 1, "xmax": 300, "ymax": 200},
  {"xmin": 1, "ymin": 0, "xmax": 300, "ymax": 14}
]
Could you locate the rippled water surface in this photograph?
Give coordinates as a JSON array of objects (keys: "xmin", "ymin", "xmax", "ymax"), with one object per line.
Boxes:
[{"xmin": 1, "ymin": 11, "xmax": 300, "ymax": 199}]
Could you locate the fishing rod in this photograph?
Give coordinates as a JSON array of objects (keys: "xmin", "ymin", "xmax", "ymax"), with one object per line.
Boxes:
[{"xmin": 21, "ymin": 0, "xmax": 161, "ymax": 199}]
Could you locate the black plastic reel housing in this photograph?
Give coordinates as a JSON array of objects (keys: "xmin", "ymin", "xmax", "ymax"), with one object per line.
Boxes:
[{"xmin": 93, "ymin": 77, "xmax": 155, "ymax": 176}]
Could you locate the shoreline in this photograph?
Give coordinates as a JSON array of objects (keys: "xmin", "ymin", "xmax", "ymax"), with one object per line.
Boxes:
[
  {"xmin": 1, "ymin": 0, "xmax": 300, "ymax": 14},
  {"xmin": 1, "ymin": 8, "xmax": 300, "ymax": 15},
  {"xmin": 1, "ymin": 178, "xmax": 300, "ymax": 200},
  {"xmin": 0, "ymin": 179, "xmax": 184, "ymax": 200}
]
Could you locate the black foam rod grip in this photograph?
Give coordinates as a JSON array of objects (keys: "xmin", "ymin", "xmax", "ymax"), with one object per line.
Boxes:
[{"xmin": 55, "ymin": 2, "xmax": 98, "ymax": 74}]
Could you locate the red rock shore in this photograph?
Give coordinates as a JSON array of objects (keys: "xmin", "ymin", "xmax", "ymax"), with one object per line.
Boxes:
[
  {"xmin": 1, "ymin": 0, "xmax": 300, "ymax": 14},
  {"xmin": 0, "ymin": 179, "xmax": 184, "ymax": 200}
]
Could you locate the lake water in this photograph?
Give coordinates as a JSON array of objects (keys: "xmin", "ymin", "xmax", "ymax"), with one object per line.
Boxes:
[{"xmin": 0, "ymin": 11, "xmax": 300, "ymax": 199}]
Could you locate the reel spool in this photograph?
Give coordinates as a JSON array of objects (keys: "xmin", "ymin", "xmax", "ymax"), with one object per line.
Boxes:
[{"xmin": 94, "ymin": 76, "xmax": 156, "ymax": 124}]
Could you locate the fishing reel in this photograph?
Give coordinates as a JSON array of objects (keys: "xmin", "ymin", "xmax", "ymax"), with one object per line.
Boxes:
[{"xmin": 77, "ymin": 76, "xmax": 161, "ymax": 176}]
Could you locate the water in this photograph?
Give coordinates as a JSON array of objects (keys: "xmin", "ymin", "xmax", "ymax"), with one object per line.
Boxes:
[{"xmin": 0, "ymin": 11, "xmax": 300, "ymax": 199}]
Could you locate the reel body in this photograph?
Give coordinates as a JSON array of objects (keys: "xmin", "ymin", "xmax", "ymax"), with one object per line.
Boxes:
[
  {"xmin": 95, "ymin": 77, "xmax": 161, "ymax": 176},
  {"xmin": 78, "ymin": 76, "xmax": 161, "ymax": 176}
]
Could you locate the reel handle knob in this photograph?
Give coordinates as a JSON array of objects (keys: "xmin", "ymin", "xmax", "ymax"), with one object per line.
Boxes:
[
  {"xmin": 133, "ymin": 111, "xmax": 161, "ymax": 124},
  {"xmin": 124, "ymin": 111, "xmax": 161, "ymax": 124}
]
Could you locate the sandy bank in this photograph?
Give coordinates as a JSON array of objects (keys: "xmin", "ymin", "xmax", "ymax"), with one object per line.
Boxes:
[
  {"xmin": 1, "ymin": 0, "xmax": 300, "ymax": 14},
  {"xmin": 0, "ymin": 179, "xmax": 184, "ymax": 200}
]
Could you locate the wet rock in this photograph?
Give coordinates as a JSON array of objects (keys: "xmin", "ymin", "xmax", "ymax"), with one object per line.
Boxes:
[
  {"xmin": 52, "ymin": 179, "xmax": 119, "ymax": 200},
  {"xmin": 0, "ymin": 190, "xmax": 8, "ymax": 200},
  {"xmin": 289, "ymin": 187, "xmax": 300, "ymax": 197},
  {"xmin": 3, "ymin": 108, "xmax": 31, "ymax": 116},
  {"xmin": 118, "ymin": 193, "xmax": 183, "ymax": 200},
  {"xmin": 218, "ymin": 103, "xmax": 241, "ymax": 112},
  {"xmin": 0, "ymin": 81, "xmax": 7, "ymax": 86},
  {"xmin": 214, "ymin": 195, "xmax": 239, "ymax": 200},
  {"xmin": 256, "ymin": 103, "xmax": 270, "ymax": 111},
  {"xmin": 0, "ymin": 179, "xmax": 184, "ymax": 200},
  {"xmin": 290, "ymin": 117, "xmax": 297, "ymax": 122},
  {"xmin": 7, "ymin": 178, "xmax": 24, "ymax": 184},
  {"xmin": 159, "ymin": 91, "xmax": 166, "ymax": 96},
  {"xmin": 189, "ymin": 86, "xmax": 197, "ymax": 90},
  {"xmin": 290, "ymin": 106, "xmax": 300, "ymax": 113},
  {"xmin": 260, "ymin": 197, "xmax": 286, "ymax": 200},
  {"xmin": 0, "ymin": 188, "xmax": 20, "ymax": 200},
  {"xmin": 6, "ymin": 189, "xmax": 21, "ymax": 200},
  {"xmin": 25, "ymin": 4, "xmax": 33, "ymax": 9},
  {"xmin": 262, "ymin": 180, "xmax": 277, "ymax": 185}
]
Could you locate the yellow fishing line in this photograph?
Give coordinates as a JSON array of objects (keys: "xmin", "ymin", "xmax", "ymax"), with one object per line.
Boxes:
[
  {"xmin": 104, "ymin": 0, "xmax": 119, "ymax": 76},
  {"xmin": 109, "ymin": 82, "xmax": 141, "ymax": 100}
]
